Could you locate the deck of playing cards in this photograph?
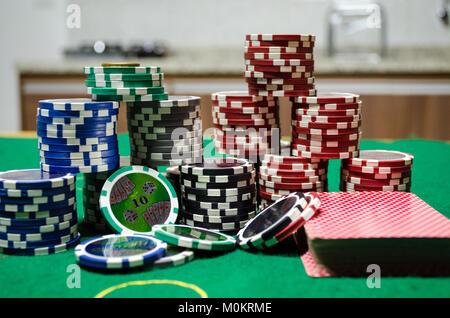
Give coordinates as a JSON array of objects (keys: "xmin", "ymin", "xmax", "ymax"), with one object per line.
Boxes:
[{"xmin": 296, "ymin": 192, "xmax": 450, "ymax": 277}]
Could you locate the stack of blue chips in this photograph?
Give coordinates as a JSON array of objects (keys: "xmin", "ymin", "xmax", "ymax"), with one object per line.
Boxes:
[
  {"xmin": 0, "ymin": 169, "xmax": 80, "ymax": 256},
  {"xmin": 37, "ymin": 98, "xmax": 120, "ymax": 174}
]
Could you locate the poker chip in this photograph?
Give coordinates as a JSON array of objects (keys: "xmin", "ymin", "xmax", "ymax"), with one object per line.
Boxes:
[
  {"xmin": 260, "ymin": 179, "xmax": 325, "ymax": 191},
  {"xmin": 292, "ymin": 92, "xmax": 360, "ymax": 104},
  {"xmin": 292, "ymin": 131, "xmax": 362, "ymax": 142},
  {"xmin": 0, "ymin": 169, "xmax": 79, "ymax": 255},
  {"xmin": 237, "ymin": 192, "xmax": 320, "ymax": 249},
  {"xmin": 124, "ymin": 95, "xmax": 202, "ymax": 169},
  {"xmin": 244, "ymin": 71, "xmax": 313, "ymax": 79},
  {"xmin": 152, "ymin": 224, "xmax": 236, "ymax": 251},
  {"xmin": 151, "ymin": 245, "xmax": 194, "ymax": 268},
  {"xmin": 246, "ymin": 34, "xmax": 316, "ymax": 42},
  {"xmin": 343, "ymin": 150, "xmax": 414, "ymax": 167},
  {"xmin": 293, "ymin": 143, "xmax": 359, "ymax": 153},
  {"xmin": 292, "ymin": 119, "xmax": 361, "ymax": 129},
  {"xmin": 245, "ymin": 46, "xmax": 314, "ymax": 54},
  {"xmin": 259, "ymin": 172, "xmax": 325, "ymax": 184},
  {"xmin": 85, "ymin": 79, "xmax": 162, "ymax": 88},
  {"xmin": 179, "ymin": 157, "xmax": 257, "ymax": 230},
  {"xmin": 245, "ymin": 64, "xmax": 315, "ymax": 73},
  {"xmin": 38, "ymin": 107, "xmax": 119, "ymax": 119},
  {"xmin": 92, "ymin": 93, "xmax": 169, "ymax": 102},
  {"xmin": 248, "ymin": 89, "xmax": 317, "ymax": 97},
  {"xmin": 260, "ymin": 166, "xmax": 326, "ymax": 177},
  {"xmin": 86, "ymin": 73, "xmax": 164, "ymax": 81},
  {"xmin": 292, "ymin": 149, "xmax": 359, "ymax": 159},
  {"xmin": 245, "ymin": 58, "xmax": 314, "ymax": 67},
  {"xmin": 293, "ymin": 126, "xmax": 361, "ymax": 135},
  {"xmin": 99, "ymin": 165, "xmax": 179, "ymax": 234},
  {"xmin": 84, "ymin": 66, "xmax": 161, "ymax": 74},
  {"xmin": 211, "ymin": 91, "xmax": 279, "ymax": 160},
  {"xmin": 245, "ymin": 40, "xmax": 315, "ymax": 48},
  {"xmin": 340, "ymin": 150, "xmax": 414, "ymax": 193},
  {"xmin": 75, "ymin": 233, "xmax": 167, "ymax": 270},
  {"xmin": 244, "ymin": 52, "xmax": 314, "ymax": 60}
]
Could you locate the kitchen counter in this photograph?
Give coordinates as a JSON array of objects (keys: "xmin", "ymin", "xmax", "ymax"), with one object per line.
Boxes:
[{"xmin": 17, "ymin": 47, "xmax": 450, "ymax": 77}]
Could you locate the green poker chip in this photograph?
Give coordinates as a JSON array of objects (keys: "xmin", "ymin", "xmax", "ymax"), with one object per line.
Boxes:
[
  {"xmin": 92, "ymin": 93, "xmax": 169, "ymax": 102},
  {"xmin": 87, "ymin": 86, "xmax": 165, "ymax": 96},
  {"xmin": 152, "ymin": 224, "xmax": 236, "ymax": 251},
  {"xmin": 85, "ymin": 80, "xmax": 162, "ymax": 88},
  {"xmin": 99, "ymin": 165, "xmax": 178, "ymax": 234},
  {"xmin": 84, "ymin": 66, "xmax": 161, "ymax": 74},
  {"xmin": 86, "ymin": 73, "xmax": 164, "ymax": 81}
]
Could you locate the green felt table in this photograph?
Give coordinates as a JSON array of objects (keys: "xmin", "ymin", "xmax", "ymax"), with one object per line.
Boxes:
[{"xmin": 0, "ymin": 135, "xmax": 449, "ymax": 298}]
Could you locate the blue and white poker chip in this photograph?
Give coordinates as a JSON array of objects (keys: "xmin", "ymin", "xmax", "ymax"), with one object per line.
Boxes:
[
  {"xmin": 0, "ymin": 191, "xmax": 75, "ymax": 204},
  {"xmin": 36, "ymin": 121, "xmax": 117, "ymax": 132},
  {"xmin": 38, "ymin": 135, "xmax": 118, "ymax": 146},
  {"xmin": 0, "ymin": 196, "xmax": 75, "ymax": 212},
  {"xmin": 0, "ymin": 232, "xmax": 78, "ymax": 249},
  {"xmin": 38, "ymin": 98, "xmax": 118, "ymax": 111},
  {"xmin": 0, "ymin": 211, "xmax": 76, "ymax": 227},
  {"xmin": 0, "ymin": 169, "xmax": 75, "ymax": 190},
  {"xmin": 0, "ymin": 217, "xmax": 77, "ymax": 234},
  {"xmin": 40, "ymin": 156, "xmax": 119, "ymax": 167},
  {"xmin": 38, "ymin": 142, "xmax": 118, "ymax": 153},
  {"xmin": 0, "ymin": 183, "xmax": 75, "ymax": 198},
  {"xmin": 39, "ymin": 149, "xmax": 118, "ymax": 160},
  {"xmin": 37, "ymin": 127, "xmax": 116, "ymax": 139},
  {"xmin": 0, "ymin": 205, "xmax": 76, "ymax": 220},
  {"xmin": 0, "ymin": 223, "xmax": 78, "ymax": 242},
  {"xmin": 37, "ymin": 114, "xmax": 117, "ymax": 125},
  {"xmin": 75, "ymin": 233, "xmax": 167, "ymax": 270},
  {"xmin": 40, "ymin": 161, "xmax": 119, "ymax": 174},
  {"xmin": 38, "ymin": 107, "xmax": 119, "ymax": 118},
  {"xmin": 0, "ymin": 233, "xmax": 80, "ymax": 256}
]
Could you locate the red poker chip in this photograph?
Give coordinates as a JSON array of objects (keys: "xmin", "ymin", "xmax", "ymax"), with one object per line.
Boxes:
[
  {"xmin": 249, "ymin": 89, "xmax": 317, "ymax": 97},
  {"xmin": 273, "ymin": 192, "xmax": 321, "ymax": 242},
  {"xmin": 215, "ymin": 124, "xmax": 278, "ymax": 132},
  {"xmin": 258, "ymin": 172, "xmax": 327, "ymax": 184},
  {"xmin": 213, "ymin": 111, "xmax": 274, "ymax": 120},
  {"xmin": 244, "ymin": 71, "xmax": 313, "ymax": 79},
  {"xmin": 293, "ymin": 126, "xmax": 361, "ymax": 135},
  {"xmin": 245, "ymin": 46, "xmax": 314, "ymax": 54},
  {"xmin": 341, "ymin": 168, "xmax": 411, "ymax": 180},
  {"xmin": 246, "ymin": 77, "xmax": 315, "ymax": 85},
  {"xmin": 213, "ymin": 117, "xmax": 277, "ymax": 126},
  {"xmin": 260, "ymin": 165, "xmax": 326, "ymax": 177},
  {"xmin": 247, "ymin": 83, "xmax": 316, "ymax": 91},
  {"xmin": 293, "ymin": 107, "xmax": 361, "ymax": 117},
  {"xmin": 212, "ymin": 99, "xmax": 277, "ymax": 108},
  {"xmin": 211, "ymin": 91, "xmax": 275, "ymax": 102},
  {"xmin": 263, "ymin": 154, "xmax": 325, "ymax": 164},
  {"xmin": 245, "ymin": 64, "xmax": 315, "ymax": 73},
  {"xmin": 244, "ymin": 52, "xmax": 314, "ymax": 60},
  {"xmin": 292, "ymin": 131, "xmax": 362, "ymax": 142},
  {"xmin": 214, "ymin": 139, "xmax": 273, "ymax": 149},
  {"xmin": 342, "ymin": 150, "xmax": 414, "ymax": 167},
  {"xmin": 292, "ymin": 136, "xmax": 360, "ymax": 148},
  {"xmin": 292, "ymin": 92, "xmax": 360, "ymax": 104},
  {"xmin": 292, "ymin": 143, "xmax": 359, "ymax": 153},
  {"xmin": 260, "ymin": 183, "xmax": 324, "ymax": 196},
  {"xmin": 214, "ymin": 129, "xmax": 274, "ymax": 139},
  {"xmin": 245, "ymin": 58, "xmax": 315, "ymax": 67},
  {"xmin": 292, "ymin": 100, "xmax": 362, "ymax": 110},
  {"xmin": 342, "ymin": 163, "xmax": 412, "ymax": 174},
  {"xmin": 292, "ymin": 120, "xmax": 361, "ymax": 130},
  {"xmin": 246, "ymin": 34, "xmax": 316, "ymax": 42},
  {"xmin": 212, "ymin": 105, "xmax": 277, "ymax": 115},
  {"xmin": 293, "ymin": 114, "xmax": 361, "ymax": 123},
  {"xmin": 259, "ymin": 189, "xmax": 288, "ymax": 201},
  {"xmin": 261, "ymin": 160, "xmax": 328, "ymax": 171},
  {"xmin": 341, "ymin": 180, "xmax": 411, "ymax": 192},
  {"xmin": 215, "ymin": 146, "xmax": 269, "ymax": 157},
  {"xmin": 292, "ymin": 149, "xmax": 360, "ymax": 160},
  {"xmin": 245, "ymin": 40, "xmax": 315, "ymax": 48},
  {"xmin": 341, "ymin": 174, "xmax": 411, "ymax": 186}
]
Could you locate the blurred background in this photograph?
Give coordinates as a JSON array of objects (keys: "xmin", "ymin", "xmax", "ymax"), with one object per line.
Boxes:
[{"xmin": 0, "ymin": 0, "xmax": 449, "ymax": 139}]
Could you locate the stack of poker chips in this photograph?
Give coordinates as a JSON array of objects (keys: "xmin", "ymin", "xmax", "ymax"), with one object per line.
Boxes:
[
  {"xmin": 37, "ymin": 99, "xmax": 120, "ymax": 174},
  {"xmin": 340, "ymin": 150, "xmax": 413, "ymax": 192},
  {"xmin": 179, "ymin": 157, "xmax": 257, "ymax": 235},
  {"xmin": 84, "ymin": 64, "xmax": 167, "ymax": 103},
  {"xmin": 0, "ymin": 169, "xmax": 80, "ymax": 256},
  {"xmin": 244, "ymin": 34, "xmax": 316, "ymax": 97},
  {"xmin": 290, "ymin": 93, "xmax": 362, "ymax": 160},
  {"xmin": 211, "ymin": 91, "xmax": 279, "ymax": 161},
  {"xmin": 126, "ymin": 96, "xmax": 203, "ymax": 168},
  {"xmin": 258, "ymin": 154, "xmax": 328, "ymax": 210},
  {"xmin": 83, "ymin": 156, "xmax": 131, "ymax": 232}
]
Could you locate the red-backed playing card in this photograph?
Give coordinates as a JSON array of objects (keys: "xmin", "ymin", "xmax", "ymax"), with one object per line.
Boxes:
[{"xmin": 297, "ymin": 192, "xmax": 450, "ymax": 277}]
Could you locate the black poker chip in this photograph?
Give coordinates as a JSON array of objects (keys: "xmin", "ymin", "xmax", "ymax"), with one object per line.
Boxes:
[
  {"xmin": 181, "ymin": 209, "xmax": 256, "ymax": 223},
  {"xmin": 180, "ymin": 177, "xmax": 255, "ymax": 189},
  {"xmin": 182, "ymin": 197, "xmax": 256, "ymax": 210},
  {"xmin": 181, "ymin": 184, "xmax": 256, "ymax": 197}
]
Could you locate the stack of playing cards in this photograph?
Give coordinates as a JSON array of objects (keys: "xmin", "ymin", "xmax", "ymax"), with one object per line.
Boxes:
[{"xmin": 296, "ymin": 192, "xmax": 450, "ymax": 277}]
